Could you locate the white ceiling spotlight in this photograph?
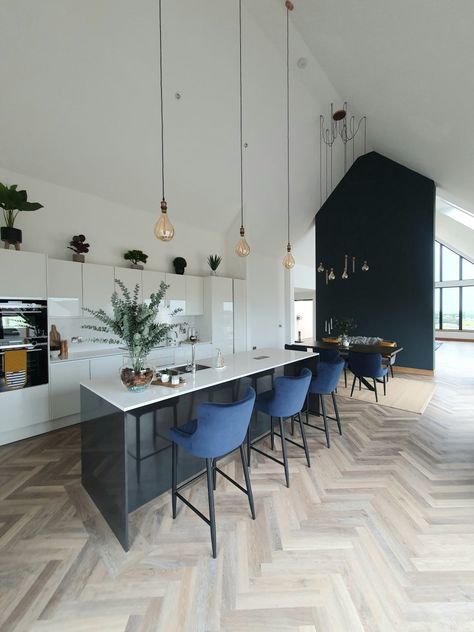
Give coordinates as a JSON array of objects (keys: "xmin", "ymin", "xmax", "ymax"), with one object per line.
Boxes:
[{"xmin": 296, "ymin": 57, "xmax": 307, "ymax": 69}]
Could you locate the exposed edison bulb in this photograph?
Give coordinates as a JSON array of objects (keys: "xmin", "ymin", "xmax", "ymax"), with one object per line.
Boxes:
[
  {"xmin": 328, "ymin": 268, "xmax": 336, "ymax": 280},
  {"xmin": 282, "ymin": 244, "xmax": 295, "ymax": 269},
  {"xmin": 154, "ymin": 200, "xmax": 174, "ymax": 241},
  {"xmin": 361, "ymin": 260, "xmax": 369, "ymax": 272},
  {"xmin": 234, "ymin": 226, "xmax": 250, "ymax": 257},
  {"xmin": 317, "ymin": 261, "xmax": 325, "ymax": 273}
]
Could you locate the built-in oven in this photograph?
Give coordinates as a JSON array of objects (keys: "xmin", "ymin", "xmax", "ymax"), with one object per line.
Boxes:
[{"xmin": 0, "ymin": 299, "xmax": 49, "ymax": 390}]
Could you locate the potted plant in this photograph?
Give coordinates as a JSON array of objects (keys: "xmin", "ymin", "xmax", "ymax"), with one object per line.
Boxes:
[
  {"xmin": 82, "ymin": 280, "xmax": 181, "ymax": 392},
  {"xmin": 124, "ymin": 249, "xmax": 148, "ymax": 270},
  {"xmin": 334, "ymin": 317, "xmax": 357, "ymax": 347},
  {"xmin": 173, "ymin": 257, "xmax": 187, "ymax": 275},
  {"xmin": 0, "ymin": 183, "xmax": 43, "ymax": 249},
  {"xmin": 68, "ymin": 235, "xmax": 90, "ymax": 263},
  {"xmin": 207, "ymin": 254, "xmax": 222, "ymax": 275}
]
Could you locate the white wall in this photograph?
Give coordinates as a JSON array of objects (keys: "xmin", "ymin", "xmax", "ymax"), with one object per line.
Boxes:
[
  {"xmin": 0, "ymin": 166, "xmax": 228, "ymax": 277},
  {"xmin": 436, "ymin": 212, "xmax": 474, "ymax": 262}
]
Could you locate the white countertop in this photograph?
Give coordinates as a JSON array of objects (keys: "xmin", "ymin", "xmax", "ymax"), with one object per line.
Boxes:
[{"xmin": 80, "ymin": 348, "xmax": 317, "ymax": 412}]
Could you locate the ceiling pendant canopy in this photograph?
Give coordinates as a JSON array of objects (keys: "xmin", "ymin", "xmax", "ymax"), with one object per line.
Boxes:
[
  {"xmin": 282, "ymin": 0, "xmax": 295, "ymax": 270},
  {"xmin": 234, "ymin": 0, "xmax": 250, "ymax": 258},
  {"xmin": 154, "ymin": 0, "xmax": 174, "ymax": 242}
]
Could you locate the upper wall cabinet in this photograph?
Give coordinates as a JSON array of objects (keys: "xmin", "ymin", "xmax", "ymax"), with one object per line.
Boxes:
[
  {"xmin": 233, "ymin": 279, "xmax": 247, "ymax": 353},
  {"xmin": 114, "ymin": 267, "xmax": 142, "ymax": 302},
  {"xmin": 165, "ymin": 273, "xmax": 186, "ymax": 313},
  {"xmin": 82, "ymin": 263, "xmax": 114, "ymax": 314},
  {"xmin": 185, "ymin": 276, "xmax": 204, "ymax": 315},
  {"xmin": 48, "ymin": 259, "xmax": 82, "ymax": 317},
  {"xmin": 0, "ymin": 250, "xmax": 47, "ymax": 298}
]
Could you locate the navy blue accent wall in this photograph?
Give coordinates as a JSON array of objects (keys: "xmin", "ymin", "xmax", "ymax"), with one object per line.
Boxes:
[{"xmin": 315, "ymin": 151, "xmax": 435, "ymax": 371}]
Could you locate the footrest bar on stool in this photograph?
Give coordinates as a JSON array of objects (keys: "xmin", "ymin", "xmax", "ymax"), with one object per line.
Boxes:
[
  {"xmin": 215, "ymin": 467, "xmax": 250, "ymax": 496},
  {"xmin": 176, "ymin": 470, "xmax": 207, "ymax": 494},
  {"xmin": 175, "ymin": 492, "xmax": 211, "ymax": 526},
  {"xmin": 272, "ymin": 431, "xmax": 306, "ymax": 451},
  {"xmin": 250, "ymin": 444, "xmax": 285, "ymax": 467}
]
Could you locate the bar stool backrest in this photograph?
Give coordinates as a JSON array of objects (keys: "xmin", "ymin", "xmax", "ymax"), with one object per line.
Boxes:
[
  {"xmin": 267, "ymin": 368, "xmax": 312, "ymax": 418},
  {"xmin": 190, "ymin": 387, "xmax": 256, "ymax": 458},
  {"xmin": 310, "ymin": 359, "xmax": 345, "ymax": 395}
]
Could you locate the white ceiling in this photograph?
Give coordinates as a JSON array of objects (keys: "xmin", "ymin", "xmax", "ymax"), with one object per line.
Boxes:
[{"xmin": 292, "ymin": 0, "xmax": 474, "ymax": 211}]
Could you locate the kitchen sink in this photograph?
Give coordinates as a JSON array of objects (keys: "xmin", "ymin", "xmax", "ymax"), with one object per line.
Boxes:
[{"xmin": 172, "ymin": 364, "xmax": 211, "ymax": 373}]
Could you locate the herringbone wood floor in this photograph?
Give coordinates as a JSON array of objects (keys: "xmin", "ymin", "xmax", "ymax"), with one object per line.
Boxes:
[{"xmin": 1, "ymin": 342, "xmax": 473, "ymax": 632}]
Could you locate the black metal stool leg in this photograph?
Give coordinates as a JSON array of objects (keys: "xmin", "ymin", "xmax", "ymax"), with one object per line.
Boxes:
[
  {"xmin": 383, "ymin": 375, "xmax": 386, "ymax": 396},
  {"xmin": 240, "ymin": 444, "xmax": 255, "ymax": 519},
  {"xmin": 390, "ymin": 364, "xmax": 394, "ymax": 378},
  {"xmin": 350, "ymin": 375, "xmax": 357, "ymax": 397},
  {"xmin": 296, "ymin": 412, "xmax": 311, "ymax": 468},
  {"xmin": 359, "ymin": 378, "xmax": 362, "ymax": 391},
  {"xmin": 331, "ymin": 391, "xmax": 342, "ymax": 435},
  {"xmin": 212, "ymin": 458, "xmax": 217, "ymax": 491},
  {"xmin": 373, "ymin": 378, "xmax": 378, "ymax": 402},
  {"xmin": 246, "ymin": 428, "xmax": 251, "ymax": 466},
  {"xmin": 291, "ymin": 416, "xmax": 295, "ymax": 436},
  {"xmin": 320, "ymin": 395, "xmax": 330, "ymax": 448},
  {"xmin": 278, "ymin": 417, "xmax": 290, "ymax": 487},
  {"xmin": 172, "ymin": 442, "xmax": 178, "ymax": 518},
  {"xmin": 206, "ymin": 458, "xmax": 217, "ymax": 558},
  {"xmin": 344, "ymin": 368, "xmax": 347, "ymax": 388},
  {"xmin": 270, "ymin": 416, "xmax": 275, "ymax": 450}
]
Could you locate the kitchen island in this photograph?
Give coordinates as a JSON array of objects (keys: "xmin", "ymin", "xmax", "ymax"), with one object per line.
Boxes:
[{"xmin": 80, "ymin": 348, "xmax": 317, "ymax": 550}]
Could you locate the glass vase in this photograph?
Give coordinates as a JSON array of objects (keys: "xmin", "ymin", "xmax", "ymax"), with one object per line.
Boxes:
[{"xmin": 120, "ymin": 356, "xmax": 155, "ymax": 392}]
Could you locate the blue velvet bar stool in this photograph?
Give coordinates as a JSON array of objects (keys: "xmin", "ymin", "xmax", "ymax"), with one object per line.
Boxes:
[
  {"xmin": 348, "ymin": 351, "xmax": 388, "ymax": 403},
  {"xmin": 305, "ymin": 359, "xmax": 345, "ymax": 448},
  {"xmin": 250, "ymin": 368, "xmax": 312, "ymax": 488},
  {"xmin": 169, "ymin": 387, "xmax": 256, "ymax": 559},
  {"xmin": 319, "ymin": 348, "xmax": 348, "ymax": 388}
]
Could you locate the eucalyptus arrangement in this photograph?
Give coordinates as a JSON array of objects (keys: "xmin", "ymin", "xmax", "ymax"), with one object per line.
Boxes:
[
  {"xmin": 82, "ymin": 279, "xmax": 181, "ymax": 391},
  {"xmin": 334, "ymin": 317, "xmax": 357, "ymax": 346},
  {"xmin": 207, "ymin": 254, "xmax": 222, "ymax": 275}
]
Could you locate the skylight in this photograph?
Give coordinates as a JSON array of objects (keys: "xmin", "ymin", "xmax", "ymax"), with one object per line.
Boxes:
[{"xmin": 437, "ymin": 197, "xmax": 474, "ymax": 231}]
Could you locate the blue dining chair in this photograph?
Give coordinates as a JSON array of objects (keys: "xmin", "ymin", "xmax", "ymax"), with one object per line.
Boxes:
[
  {"xmin": 305, "ymin": 359, "xmax": 345, "ymax": 448},
  {"xmin": 250, "ymin": 368, "xmax": 312, "ymax": 488},
  {"xmin": 169, "ymin": 387, "xmax": 256, "ymax": 558},
  {"xmin": 348, "ymin": 351, "xmax": 388, "ymax": 403}
]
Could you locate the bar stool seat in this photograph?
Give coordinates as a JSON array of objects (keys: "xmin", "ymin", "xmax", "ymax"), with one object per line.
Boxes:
[
  {"xmin": 169, "ymin": 387, "xmax": 256, "ymax": 559},
  {"xmin": 305, "ymin": 359, "xmax": 345, "ymax": 448},
  {"xmin": 250, "ymin": 368, "xmax": 312, "ymax": 488}
]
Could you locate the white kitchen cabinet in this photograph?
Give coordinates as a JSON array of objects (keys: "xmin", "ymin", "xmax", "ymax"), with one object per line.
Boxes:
[
  {"xmin": 82, "ymin": 263, "xmax": 114, "ymax": 314},
  {"xmin": 165, "ymin": 273, "xmax": 186, "ymax": 313},
  {"xmin": 50, "ymin": 359, "xmax": 90, "ymax": 419},
  {"xmin": 0, "ymin": 250, "xmax": 47, "ymax": 298},
  {"xmin": 48, "ymin": 259, "xmax": 82, "ymax": 317},
  {"xmin": 0, "ymin": 384, "xmax": 50, "ymax": 434},
  {"xmin": 90, "ymin": 354, "xmax": 124, "ymax": 380},
  {"xmin": 233, "ymin": 279, "xmax": 247, "ymax": 353},
  {"xmin": 142, "ymin": 270, "xmax": 166, "ymax": 302},
  {"xmin": 202, "ymin": 277, "xmax": 234, "ymax": 355},
  {"xmin": 114, "ymin": 267, "xmax": 142, "ymax": 301},
  {"xmin": 185, "ymin": 275, "xmax": 204, "ymax": 315}
]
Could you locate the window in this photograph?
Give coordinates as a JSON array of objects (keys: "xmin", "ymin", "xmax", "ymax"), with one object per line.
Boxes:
[{"xmin": 434, "ymin": 241, "xmax": 474, "ymax": 331}]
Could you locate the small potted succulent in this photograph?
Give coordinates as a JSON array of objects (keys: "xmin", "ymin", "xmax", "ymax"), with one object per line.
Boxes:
[
  {"xmin": 173, "ymin": 256, "xmax": 187, "ymax": 275},
  {"xmin": 124, "ymin": 249, "xmax": 148, "ymax": 270},
  {"xmin": 207, "ymin": 254, "xmax": 222, "ymax": 276},
  {"xmin": 68, "ymin": 234, "xmax": 90, "ymax": 263},
  {"xmin": 0, "ymin": 183, "xmax": 43, "ymax": 248}
]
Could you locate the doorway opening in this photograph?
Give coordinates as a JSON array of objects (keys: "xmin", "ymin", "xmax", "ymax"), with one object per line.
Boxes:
[{"xmin": 294, "ymin": 289, "xmax": 315, "ymax": 343}]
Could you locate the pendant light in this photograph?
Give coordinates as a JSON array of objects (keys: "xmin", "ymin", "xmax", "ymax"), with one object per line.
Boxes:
[
  {"xmin": 234, "ymin": 0, "xmax": 250, "ymax": 257},
  {"xmin": 282, "ymin": 1, "xmax": 295, "ymax": 270},
  {"xmin": 154, "ymin": 0, "xmax": 174, "ymax": 242}
]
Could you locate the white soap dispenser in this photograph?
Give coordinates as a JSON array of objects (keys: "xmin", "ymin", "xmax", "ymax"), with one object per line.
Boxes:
[{"xmin": 215, "ymin": 348, "xmax": 225, "ymax": 369}]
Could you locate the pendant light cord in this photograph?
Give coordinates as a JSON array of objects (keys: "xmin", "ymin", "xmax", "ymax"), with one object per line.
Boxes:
[
  {"xmin": 286, "ymin": 7, "xmax": 290, "ymax": 246},
  {"xmin": 159, "ymin": 0, "xmax": 165, "ymax": 201},
  {"xmin": 239, "ymin": 0, "xmax": 244, "ymax": 229}
]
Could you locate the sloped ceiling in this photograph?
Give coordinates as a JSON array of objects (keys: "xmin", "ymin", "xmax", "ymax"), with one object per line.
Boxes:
[{"xmin": 292, "ymin": 0, "xmax": 474, "ymax": 211}]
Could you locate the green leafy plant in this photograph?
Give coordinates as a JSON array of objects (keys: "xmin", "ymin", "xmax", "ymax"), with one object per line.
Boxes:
[
  {"xmin": 124, "ymin": 249, "xmax": 148, "ymax": 266},
  {"xmin": 207, "ymin": 254, "xmax": 222, "ymax": 272},
  {"xmin": 82, "ymin": 279, "xmax": 181, "ymax": 373},
  {"xmin": 334, "ymin": 317, "xmax": 357, "ymax": 337},
  {"xmin": 0, "ymin": 183, "xmax": 43, "ymax": 227}
]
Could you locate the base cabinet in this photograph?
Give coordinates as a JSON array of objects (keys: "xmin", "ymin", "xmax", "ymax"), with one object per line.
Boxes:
[
  {"xmin": 90, "ymin": 355, "xmax": 124, "ymax": 380},
  {"xmin": 50, "ymin": 360, "xmax": 90, "ymax": 419}
]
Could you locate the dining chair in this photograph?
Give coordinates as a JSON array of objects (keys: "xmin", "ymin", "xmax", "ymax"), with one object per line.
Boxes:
[{"xmin": 348, "ymin": 351, "xmax": 388, "ymax": 403}]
